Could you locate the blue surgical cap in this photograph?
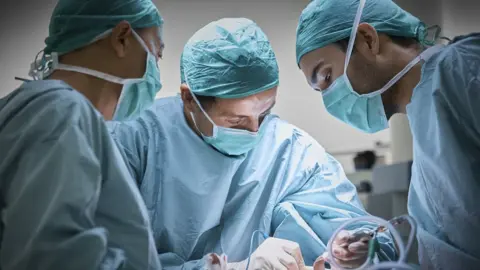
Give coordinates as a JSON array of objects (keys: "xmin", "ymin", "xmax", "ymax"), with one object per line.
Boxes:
[
  {"xmin": 181, "ymin": 18, "xmax": 279, "ymax": 99},
  {"xmin": 296, "ymin": 0, "xmax": 428, "ymax": 64},
  {"xmin": 45, "ymin": 0, "xmax": 163, "ymax": 55}
]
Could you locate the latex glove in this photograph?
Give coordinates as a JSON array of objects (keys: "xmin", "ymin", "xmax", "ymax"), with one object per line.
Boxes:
[
  {"xmin": 331, "ymin": 230, "xmax": 371, "ymax": 268},
  {"xmin": 306, "ymin": 256, "xmax": 336, "ymax": 270},
  {"xmin": 228, "ymin": 237, "xmax": 306, "ymax": 270},
  {"xmin": 206, "ymin": 253, "xmax": 228, "ymax": 270}
]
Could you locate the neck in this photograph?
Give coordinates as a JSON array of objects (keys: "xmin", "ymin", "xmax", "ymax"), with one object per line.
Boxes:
[
  {"xmin": 385, "ymin": 47, "xmax": 424, "ymax": 116},
  {"xmin": 392, "ymin": 62, "xmax": 423, "ymax": 114},
  {"xmin": 49, "ymin": 70, "xmax": 122, "ymax": 120}
]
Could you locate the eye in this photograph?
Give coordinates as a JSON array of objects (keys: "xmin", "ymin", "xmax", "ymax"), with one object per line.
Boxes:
[
  {"xmin": 260, "ymin": 109, "xmax": 271, "ymax": 116},
  {"xmin": 259, "ymin": 112, "xmax": 271, "ymax": 123},
  {"xmin": 318, "ymin": 70, "xmax": 332, "ymax": 92},
  {"xmin": 325, "ymin": 73, "xmax": 331, "ymax": 83},
  {"xmin": 228, "ymin": 118, "xmax": 243, "ymax": 125}
]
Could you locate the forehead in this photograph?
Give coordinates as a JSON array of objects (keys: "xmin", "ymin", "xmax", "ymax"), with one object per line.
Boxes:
[
  {"xmin": 141, "ymin": 26, "xmax": 164, "ymax": 47},
  {"xmin": 214, "ymin": 87, "xmax": 278, "ymax": 115},
  {"xmin": 153, "ymin": 26, "xmax": 165, "ymax": 48},
  {"xmin": 299, "ymin": 45, "xmax": 345, "ymax": 78}
]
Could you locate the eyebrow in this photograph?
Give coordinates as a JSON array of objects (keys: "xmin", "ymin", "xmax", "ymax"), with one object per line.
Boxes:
[
  {"xmin": 310, "ymin": 59, "xmax": 325, "ymax": 85},
  {"xmin": 261, "ymin": 101, "xmax": 276, "ymax": 115},
  {"xmin": 225, "ymin": 101, "xmax": 276, "ymax": 118}
]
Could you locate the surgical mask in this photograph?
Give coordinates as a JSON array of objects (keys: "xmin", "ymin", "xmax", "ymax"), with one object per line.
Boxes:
[
  {"xmin": 43, "ymin": 30, "xmax": 162, "ymax": 121},
  {"xmin": 322, "ymin": 0, "xmax": 444, "ymax": 133},
  {"xmin": 188, "ymin": 90, "xmax": 268, "ymax": 156}
]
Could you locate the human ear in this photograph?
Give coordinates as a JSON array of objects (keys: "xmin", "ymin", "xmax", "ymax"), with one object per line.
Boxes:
[
  {"xmin": 355, "ymin": 23, "xmax": 380, "ymax": 61},
  {"xmin": 110, "ymin": 21, "xmax": 133, "ymax": 58}
]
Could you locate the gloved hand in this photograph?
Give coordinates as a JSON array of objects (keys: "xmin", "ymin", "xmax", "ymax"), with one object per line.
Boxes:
[
  {"xmin": 306, "ymin": 256, "xmax": 333, "ymax": 270},
  {"xmin": 228, "ymin": 237, "xmax": 307, "ymax": 270},
  {"xmin": 330, "ymin": 230, "xmax": 371, "ymax": 268}
]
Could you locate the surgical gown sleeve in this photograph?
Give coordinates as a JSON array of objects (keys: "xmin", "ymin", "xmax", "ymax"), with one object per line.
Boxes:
[
  {"xmin": 0, "ymin": 89, "xmax": 125, "ymax": 269},
  {"xmin": 108, "ymin": 117, "xmax": 210, "ymax": 270},
  {"xmin": 271, "ymin": 143, "xmax": 396, "ymax": 264},
  {"xmin": 436, "ymin": 39, "xmax": 480, "ymax": 137},
  {"xmin": 107, "ymin": 116, "xmax": 150, "ymax": 185}
]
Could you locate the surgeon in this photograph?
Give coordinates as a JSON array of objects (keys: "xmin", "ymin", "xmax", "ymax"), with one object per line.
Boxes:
[
  {"xmin": 296, "ymin": 0, "xmax": 480, "ymax": 268},
  {"xmin": 0, "ymin": 0, "xmax": 164, "ymax": 269},
  {"xmin": 108, "ymin": 18, "xmax": 396, "ymax": 269}
]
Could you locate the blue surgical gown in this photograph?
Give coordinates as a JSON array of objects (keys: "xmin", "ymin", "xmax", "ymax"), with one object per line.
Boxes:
[
  {"xmin": 407, "ymin": 33, "xmax": 480, "ymax": 269},
  {"xmin": 0, "ymin": 80, "xmax": 160, "ymax": 269},
  {"xmin": 108, "ymin": 96, "xmax": 396, "ymax": 269}
]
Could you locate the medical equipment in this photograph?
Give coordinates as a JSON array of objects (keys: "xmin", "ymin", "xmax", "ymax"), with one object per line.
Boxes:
[
  {"xmin": 325, "ymin": 215, "xmax": 417, "ymax": 270},
  {"xmin": 243, "ymin": 214, "xmax": 415, "ymax": 270}
]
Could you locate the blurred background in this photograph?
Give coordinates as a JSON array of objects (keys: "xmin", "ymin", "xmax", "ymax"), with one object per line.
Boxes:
[{"xmin": 0, "ymin": 0, "xmax": 478, "ymax": 263}]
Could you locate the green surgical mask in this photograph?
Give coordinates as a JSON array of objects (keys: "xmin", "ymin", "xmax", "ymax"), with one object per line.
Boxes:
[
  {"xmin": 188, "ymin": 90, "xmax": 269, "ymax": 156},
  {"xmin": 41, "ymin": 30, "xmax": 162, "ymax": 120}
]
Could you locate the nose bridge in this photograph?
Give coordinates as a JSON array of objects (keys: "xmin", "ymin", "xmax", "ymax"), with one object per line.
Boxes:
[{"xmin": 246, "ymin": 116, "xmax": 260, "ymax": 132}]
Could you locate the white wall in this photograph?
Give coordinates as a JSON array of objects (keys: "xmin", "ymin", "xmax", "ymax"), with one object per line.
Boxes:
[
  {"xmin": 441, "ymin": 0, "xmax": 480, "ymax": 38},
  {"xmin": 0, "ymin": 0, "xmax": 56, "ymax": 95}
]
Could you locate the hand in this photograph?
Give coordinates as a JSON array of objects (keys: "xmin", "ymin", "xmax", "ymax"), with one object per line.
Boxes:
[
  {"xmin": 228, "ymin": 237, "xmax": 306, "ymax": 270},
  {"xmin": 206, "ymin": 253, "xmax": 228, "ymax": 270},
  {"xmin": 331, "ymin": 230, "xmax": 371, "ymax": 268},
  {"xmin": 312, "ymin": 256, "xmax": 330, "ymax": 270},
  {"xmin": 304, "ymin": 254, "xmax": 343, "ymax": 270}
]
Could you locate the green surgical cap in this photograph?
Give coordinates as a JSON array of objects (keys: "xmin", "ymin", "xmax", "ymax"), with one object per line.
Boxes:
[
  {"xmin": 296, "ymin": 0, "xmax": 428, "ymax": 64},
  {"xmin": 45, "ymin": 0, "xmax": 163, "ymax": 55},
  {"xmin": 181, "ymin": 18, "xmax": 279, "ymax": 99}
]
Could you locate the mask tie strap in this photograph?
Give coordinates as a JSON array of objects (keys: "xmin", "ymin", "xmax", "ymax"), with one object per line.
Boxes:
[
  {"xmin": 184, "ymin": 73, "xmax": 219, "ymax": 137},
  {"xmin": 344, "ymin": 0, "xmax": 367, "ymax": 72}
]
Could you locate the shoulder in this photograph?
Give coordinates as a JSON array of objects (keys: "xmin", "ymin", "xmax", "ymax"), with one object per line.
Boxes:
[
  {"xmin": 433, "ymin": 34, "xmax": 480, "ymax": 83},
  {"xmin": 269, "ymin": 116, "xmax": 327, "ymax": 155},
  {"xmin": 139, "ymin": 96, "xmax": 183, "ymax": 121},
  {"xmin": 3, "ymin": 80, "xmax": 98, "ymax": 116},
  {"xmin": 266, "ymin": 117, "xmax": 343, "ymax": 180},
  {"xmin": 135, "ymin": 95, "xmax": 183, "ymax": 126},
  {"xmin": 416, "ymin": 34, "xmax": 480, "ymax": 107},
  {"xmin": 107, "ymin": 95, "xmax": 183, "ymax": 142},
  {"xmin": 0, "ymin": 80, "xmax": 103, "ymax": 139}
]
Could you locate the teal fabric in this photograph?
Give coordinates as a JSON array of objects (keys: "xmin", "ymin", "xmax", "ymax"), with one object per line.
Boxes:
[
  {"xmin": 108, "ymin": 96, "xmax": 397, "ymax": 268},
  {"xmin": 0, "ymin": 80, "xmax": 160, "ymax": 269},
  {"xmin": 181, "ymin": 18, "xmax": 279, "ymax": 98},
  {"xmin": 45, "ymin": 0, "xmax": 163, "ymax": 54},
  {"xmin": 296, "ymin": 0, "xmax": 428, "ymax": 64},
  {"xmin": 407, "ymin": 33, "xmax": 480, "ymax": 269}
]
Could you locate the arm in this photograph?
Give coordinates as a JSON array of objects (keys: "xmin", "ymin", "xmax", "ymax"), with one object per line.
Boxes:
[
  {"xmin": 271, "ymin": 146, "xmax": 396, "ymax": 266},
  {"xmin": 464, "ymin": 76, "xmax": 480, "ymax": 133},
  {"xmin": 0, "ymin": 95, "xmax": 124, "ymax": 269},
  {"xmin": 107, "ymin": 119, "xmax": 149, "ymax": 185},
  {"xmin": 156, "ymin": 253, "xmax": 208, "ymax": 270}
]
